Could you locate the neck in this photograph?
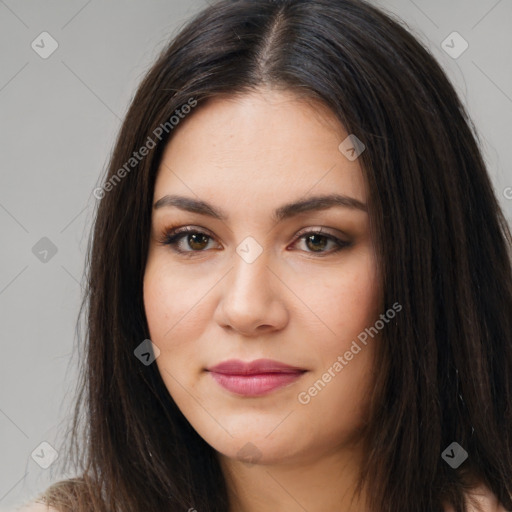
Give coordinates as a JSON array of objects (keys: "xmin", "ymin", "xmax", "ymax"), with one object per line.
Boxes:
[{"xmin": 218, "ymin": 440, "xmax": 370, "ymax": 512}]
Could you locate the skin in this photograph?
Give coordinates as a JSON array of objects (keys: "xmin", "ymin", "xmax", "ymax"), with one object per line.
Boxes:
[{"xmin": 143, "ymin": 88, "xmax": 384, "ymax": 512}]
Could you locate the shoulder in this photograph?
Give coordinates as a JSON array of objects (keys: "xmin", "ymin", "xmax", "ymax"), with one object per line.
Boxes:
[
  {"xmin": 12, "ymin": 476, "xmax": 88, "ymax": 512},
  {"xmin": 469, "ymin": 483, "xmax": 509, "ymax": 512},
  {"xmin": 444, "ymin": 483, "xmax": 509, "ymax": 512},
  {"xmin": 12, "ymin": 501, "xmax": 60, "ymax": 512}
]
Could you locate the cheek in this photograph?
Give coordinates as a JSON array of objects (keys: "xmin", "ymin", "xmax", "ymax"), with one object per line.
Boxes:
[
  {"xmin": 143, "ymin": 264, "xmax": 211, "ymax": 398},
  {"xmin": 144, "ymin": 261, "xmax": 202, "ymax": 337},
  {"xmin": 143, "ymin": 272, "xmax": 176, "ymax": 341},
  {"xmin": 142, "ymin": 262, "xmax": 213, "ymax": 373},
  {"xmin": 296, "ymin": 251, "xmax": 381, "ymax": 414},
  {"xmin": 300, "ymin": 250, "xmax": 382, "ymax": 352},
  {"xmin": 333, "ymin": 269, "xmax": 381, "ymax": 340}
]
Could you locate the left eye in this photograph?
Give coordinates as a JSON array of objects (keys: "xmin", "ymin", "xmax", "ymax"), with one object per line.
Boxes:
[
  {"xmin": 293, "ymin": 232, "xmax": 349, "ymax": 254},
  {"xmin": 158, "ymin": 227, "xmax": 349, "ymax": 255}
]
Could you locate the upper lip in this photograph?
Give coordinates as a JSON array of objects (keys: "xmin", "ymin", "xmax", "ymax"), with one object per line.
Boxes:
[{"xmin": 207, "ymin": 358, "xmax": 306, "ymax": 375}]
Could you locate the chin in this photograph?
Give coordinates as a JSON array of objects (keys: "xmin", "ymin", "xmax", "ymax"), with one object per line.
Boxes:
[{"xmin": 202, "ymin": 426, "xmax": 307, "ymax": 466}]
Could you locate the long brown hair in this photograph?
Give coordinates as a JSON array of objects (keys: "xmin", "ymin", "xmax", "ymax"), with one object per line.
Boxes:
[{"xmin": 37, "ymin": 0, "xmax": 512, "ymax": 511}]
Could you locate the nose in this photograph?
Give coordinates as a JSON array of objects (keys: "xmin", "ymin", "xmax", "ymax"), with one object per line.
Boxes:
[{"xmin": 213, "ymin": 248, "xmax": 289, "ymax": 336}]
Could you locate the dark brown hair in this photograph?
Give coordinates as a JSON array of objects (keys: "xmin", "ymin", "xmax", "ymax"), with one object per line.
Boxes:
[{"xmin": 36, "ymin": 0, "xmax": 512, "ymax": 511}]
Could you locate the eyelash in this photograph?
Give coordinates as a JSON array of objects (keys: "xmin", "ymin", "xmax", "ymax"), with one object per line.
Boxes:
[{"xmin": 156, "ymin": 225, "xmax": 351, "ymax": 257}]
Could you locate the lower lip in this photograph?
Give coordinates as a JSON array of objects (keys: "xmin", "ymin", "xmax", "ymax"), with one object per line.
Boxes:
[{"xmin": 208, "ymin": 371, "xmax": 305, "ymax": 396}]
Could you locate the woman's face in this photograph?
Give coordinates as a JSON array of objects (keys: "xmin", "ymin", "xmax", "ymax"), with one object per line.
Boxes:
[{"xmin": 143, "ymin": 89, "xmax": 383, "ymax": 466}]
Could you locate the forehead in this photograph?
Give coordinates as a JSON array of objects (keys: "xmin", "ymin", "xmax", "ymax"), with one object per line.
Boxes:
[{"xmin": 153, "ymin": 90, "xmax": 367, "ymax": 210}]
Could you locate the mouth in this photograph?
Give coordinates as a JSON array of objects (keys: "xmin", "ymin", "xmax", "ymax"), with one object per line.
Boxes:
[{"xmin": 206, "ymin": 358, "xmax": 307, "ymax": 397}]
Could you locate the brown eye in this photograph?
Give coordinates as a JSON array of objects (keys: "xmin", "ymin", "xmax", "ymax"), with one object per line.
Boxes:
[
  {"xmin": 305, "ymin": 234, "xmax": 329, "ymax": 252},
  {"xmin": 292, "ymin": 230, "xmax": 351, "ymax": 255},
  {"xmin": 158, "ymin": 227, "xmax": 219, "ymax": 254},
  {"xmin": 159, "ymin": 226, "xmax": 350, "ymax": 257},
  {"xmin": 187, "ymin": 233, "xmax": 210, "ymax": 250}
]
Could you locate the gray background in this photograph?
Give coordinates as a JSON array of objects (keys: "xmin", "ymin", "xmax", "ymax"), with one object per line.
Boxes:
[{"xmin": 0, "ymin": 0, "xmax": 511, "ymax": 509}]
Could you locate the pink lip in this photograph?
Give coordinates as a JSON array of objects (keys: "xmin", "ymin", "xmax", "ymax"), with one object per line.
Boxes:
[{"xmin": 206, "ymin": 358, "xmax": 307, "ymax": 397}]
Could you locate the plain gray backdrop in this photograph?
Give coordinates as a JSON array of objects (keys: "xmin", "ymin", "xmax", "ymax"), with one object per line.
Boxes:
[{"xmin": 1, "ymin": 0, "xmax": 511, "ymax": 509}]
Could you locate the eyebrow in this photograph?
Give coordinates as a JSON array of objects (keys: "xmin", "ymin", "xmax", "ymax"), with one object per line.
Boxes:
[{"xmin": 153, "ymin": 193, "xmax": 367, "ymax": 223}]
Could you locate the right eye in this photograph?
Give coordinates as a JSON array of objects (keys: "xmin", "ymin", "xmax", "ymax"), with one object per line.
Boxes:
[{"xmin": 158, "ymin": 226, "xmax": 221, "ymax": 254}]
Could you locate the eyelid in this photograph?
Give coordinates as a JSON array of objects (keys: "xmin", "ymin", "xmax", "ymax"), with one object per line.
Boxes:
[
  {"xmin": 288, "ymin": 227, "xmax": 351, "ymax": 255},
  {"xmin": 156, "ymin": 225, "xmax": 220, "ymax": 248},
  {"xmin": 158, "ymin": 225, "xmax": 345, "ymax": 243},
  {"xmin": 157, "ymin": 224, "xmax": 351, "ymax": 255},
  {"xmin": 293, "ymin": 225, "xmax": 348, "ymax": 240}
]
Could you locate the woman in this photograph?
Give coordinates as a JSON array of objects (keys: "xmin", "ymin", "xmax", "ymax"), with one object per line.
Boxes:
[{"xmin": 19, "ymin": 0, "xmax": 512, "ymax": 510}]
